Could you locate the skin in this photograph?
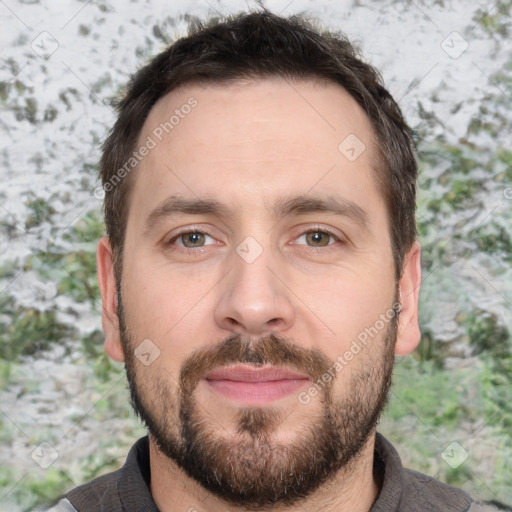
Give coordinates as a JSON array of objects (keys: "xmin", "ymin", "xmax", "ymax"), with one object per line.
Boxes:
[{"xmin": 97, "ymin": 77, "xmax": 422, "ymax": 512}]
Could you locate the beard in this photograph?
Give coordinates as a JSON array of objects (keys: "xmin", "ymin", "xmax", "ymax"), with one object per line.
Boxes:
[{"xmin": 118, "ymin": 292, "xmax": 398, "ymax": 510}]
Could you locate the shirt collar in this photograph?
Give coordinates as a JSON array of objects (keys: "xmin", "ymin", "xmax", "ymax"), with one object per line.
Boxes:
[{"xmin": 122, "ymin": 433, "xmax": 472, "ymax": 512}]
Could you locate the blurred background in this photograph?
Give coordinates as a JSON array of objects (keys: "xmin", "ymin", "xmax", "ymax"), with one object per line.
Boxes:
[{"xmin": 0, "ymin": 0, "xmax": 511, "ymax": 510}]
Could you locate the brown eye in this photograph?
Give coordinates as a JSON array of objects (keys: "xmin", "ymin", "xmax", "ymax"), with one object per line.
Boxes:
[
  {"xmin": 181, "ymin": 232, "xmax": 205, "ymax": 247},
  {"xmin": 295, "ymin": 230, "xmax": 338, "ymax": 247},
  {"xmin": 305, "ymin": 231, "xmax": 332, "ymax": 247},
  {"xmin": 172, "ymin": 231, "xmax": 215, "ymax": 248}
]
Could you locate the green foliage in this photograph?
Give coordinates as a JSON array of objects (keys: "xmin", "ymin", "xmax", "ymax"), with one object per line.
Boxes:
[
  {"xmin": 383, "ymin": 356, "xmax": 512, "ymax": 501},
  {"xmin": 1, "ymin": 210, "xmax": 104, "ymax": 362},
  {"xmin": 464, "ymin": 311, "xmax": 511, "ymax": 357},
  {"xmin": 388, "ymin": 359, "xmax": 470, "ymax": 428},
  {"xmin": 28, "ymin": 210, "xmax": 104, "ymax": 307},
  {"xmin": 0, "ymin": 302, "xmax": 72, "ymax": 361},
  {"xmin": 417, "ymin": 139, "xmax": 488, "ymax": 220},
  {"xmin": 445, "ymin": 464, "xmax": 474, "ymax": 488},
  {"xmin": 469, "ymin": 223, "xmax": 512, "ymax": 262},
  {"xmin": 413, "ymin": 330, "xmax": 446, "ymax": 369},
  {"xmin": 496, "ymin": 148, "xmax": 512, "ymax": 181},
  {"xmin": 83, "ymin": 329, "xmax": 121, "ymax": 382},
  {"xmin": 66, "ymin": 211, "xmax": 105, "ymax": 242},
  {"xmin": 0, "ymin": 359, "xmax": 12, "ymax": 387},
  {"xmin": 25, "ymin": 197, "xmax": 56, "ymax": 229},
  {"xmin": 0, "ymin": 466, "xmax": 74, "ymax": 512},
  {"xmin": 0, "ymin": 259, "xmax": 19, "ymax": 280},
  {"xmin": 59, "ymin": 252, "xmax": 99, "ymax": 304},
  {"xmin": 480, "ymin": 352, "xmax": 512, "ymax": 430},
  {"xmin": 25, "ymin": 469, "xmax": 75, "ymax": 511},
  {"xmin": 473, "ymin": 0, "xmax": 512, "ymax": 37},
  {"xmin": 81, "ymin": 328, "xmax": 105, "ymax": 358},
  {"xmin": 444, "ymin": 178, "xmax": 480, "ymax": 207}
]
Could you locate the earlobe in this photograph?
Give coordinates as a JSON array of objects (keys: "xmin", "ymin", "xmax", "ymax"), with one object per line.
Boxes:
[
  {"xmin": 96, "ymin": 236, "xmax": 125, "ymax": 362},
  {"xmin": 394, "ymin": 240, "xmax": 422, "ymax": 356}
]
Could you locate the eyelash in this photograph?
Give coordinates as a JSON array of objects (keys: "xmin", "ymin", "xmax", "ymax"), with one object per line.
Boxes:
[{"xmin": 167, "ymin": 226, "xmax": 343, "ymax": 253}]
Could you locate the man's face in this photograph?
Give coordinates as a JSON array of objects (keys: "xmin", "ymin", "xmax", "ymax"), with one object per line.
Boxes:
[{"xmin": 111, "ymin": 78, "xmax": 405, "ymax": 507}]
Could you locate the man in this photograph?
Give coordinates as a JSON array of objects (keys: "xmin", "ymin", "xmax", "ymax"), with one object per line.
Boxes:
[{"xmin": 47, "ymin": 9, "xmax": 507, "ymax": 512}]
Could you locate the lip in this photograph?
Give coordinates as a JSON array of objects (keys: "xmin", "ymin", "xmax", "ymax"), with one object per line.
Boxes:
[
  {"xmin": 203, "ymin": 365, "xmax": 310, "ymax": 405},
  {"xmin": 205, "ymin": 365, "xmax": 309, "ymax": 382}
]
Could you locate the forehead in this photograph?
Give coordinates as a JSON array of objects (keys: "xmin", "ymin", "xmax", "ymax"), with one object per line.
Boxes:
[
  {"xmin": 129, "ymin": 78, "xmax": 382, "ymax": 227},
  {"xmin": 142, "ymin": 77, "xmax": 375, "ymax": 158}
]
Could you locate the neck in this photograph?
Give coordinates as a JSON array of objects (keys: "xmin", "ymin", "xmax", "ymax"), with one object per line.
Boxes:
[{"xmin": 149, "ymin": 432, "xmax": 381, "ymax": 512}]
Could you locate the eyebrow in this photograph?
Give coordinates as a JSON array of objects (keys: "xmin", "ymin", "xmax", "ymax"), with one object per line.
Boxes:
[
  {"xmin": 144, "ymin": 193, "xmax": 370, "ymax": 234},
  {"xmin": 271, "ymin": 195, "xmax": 369, "ymax": 228}
]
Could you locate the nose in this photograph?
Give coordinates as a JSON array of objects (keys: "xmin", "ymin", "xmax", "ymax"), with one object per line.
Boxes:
[{"xmin": 214, "ymin": 242, "xmax": 295, "ymax": 338}]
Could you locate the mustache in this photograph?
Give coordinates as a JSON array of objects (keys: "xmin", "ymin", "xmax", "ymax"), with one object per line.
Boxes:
[{"xmin": 179, "ymin": 333, "xmax": 334, "ymax": 397}]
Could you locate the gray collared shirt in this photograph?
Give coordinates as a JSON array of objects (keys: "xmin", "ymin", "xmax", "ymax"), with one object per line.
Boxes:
[{"xmin": 41, "ymin": 433, "xmax": 508, "ymax": 512}]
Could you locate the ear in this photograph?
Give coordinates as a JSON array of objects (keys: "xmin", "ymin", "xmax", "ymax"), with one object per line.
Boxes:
[
  {"xmin": 96, "ymin": 236, "xmax": 125, "ymax": 362},
  {"xmin": 394, "ymin": 240, "xmax": 422, "ymax": 356}
]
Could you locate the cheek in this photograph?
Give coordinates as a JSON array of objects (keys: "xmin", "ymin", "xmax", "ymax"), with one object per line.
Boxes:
[
  {"xmin": 122, "ymin": 257, "xmax": 206, "ymax": 332},
  {"xmin": 121, "ymin": 262, "xmax": 219, "ymax": 369},
  {"xmin": 307, "ymin": 270, "xmax": 395, "ymax": 343},
  {"xmin": 300, "ymin": 279, "xmax": 396, "ymax": 392}
]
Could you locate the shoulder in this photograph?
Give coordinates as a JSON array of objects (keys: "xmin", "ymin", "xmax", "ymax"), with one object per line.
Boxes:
[
  {"xmin": 468, "ymin": 501, "xmax": 512, "ymax": 512},
  {"xmin": 62, "ymin": 465, "xmax": 124, "ymax": 508},
  {"xmin": 401, "ymin": 468, "xmax": 512, "ymax": 512},
  {"xmin": 401, "ymin": 467, "xmax": 473, "ymax": 511},
  {"xmin": 373, "ymin": 433, "xmax": 511, "ymax": 512},
  {"xmin": 33, "ymin": 471, "xmax": 122, "ymax": 512},
  {"xmin": 50, "ymin": 437, "xmax": 152, "ymax": 512}
]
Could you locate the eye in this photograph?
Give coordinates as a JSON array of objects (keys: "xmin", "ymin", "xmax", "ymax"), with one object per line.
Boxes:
[
  {"xmin": 170, "ymin": 230, "xmax": 217, "ymax": 248},
  {"xmin": 166, "ymin": 227, "xmax": 342, "ymax": 252},
  {"xmin": 294, "ymin": 229, "xmax": 339, "ymax": 247}
]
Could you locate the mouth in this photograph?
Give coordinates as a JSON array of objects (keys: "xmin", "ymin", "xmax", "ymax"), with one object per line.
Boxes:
[{"xmin": 203, "ymin": 365, "xmax": 310, "ymax": 405}]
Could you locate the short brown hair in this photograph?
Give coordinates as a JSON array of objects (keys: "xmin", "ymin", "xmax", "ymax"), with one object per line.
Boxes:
[{"xmin": 100, "ymin": 9, "xmax": 417, "ymax": 280}]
